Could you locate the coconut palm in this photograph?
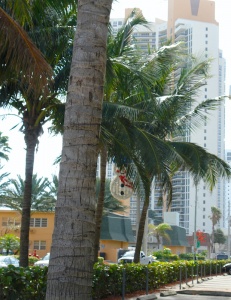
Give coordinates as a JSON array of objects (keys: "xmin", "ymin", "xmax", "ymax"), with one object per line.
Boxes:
[
  {"xmin": 148, "ymin": 223, "xmax": 172, "ymax": 249},
  {"xmin": 0, "ymin": 233, "xmax": 20, "ymax": 255},
  {"xmin": 93, "ymin": 9, "xmax": 149, "ymax": 263},
  {"xmin": 100, "ymin": 39, "xmax": 231, "ymax": 263},
  {"xmin": 45, "ymin": 1, "xmax": 114, "ymax": 298},
  {"xmin": 2, "ymin": 174, "xmax": 56, "ymax": 212},
  {"xmin": 0, "ymin": 132, "xmax": 11, "ymax": 162},
  {"xmin": 0, "ymin": 1, "xmax": 76, "ymax": 266},
  {"xmin": 209, "ymin": 206, "xmax": 222, "ymax": 252},
  {"xmin": 46, "ymin": 5, "xmax": 230, "ymax": 297}
]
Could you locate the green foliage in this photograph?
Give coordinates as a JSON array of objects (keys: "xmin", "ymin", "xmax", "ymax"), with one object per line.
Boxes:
[
  {"xmin": 153, "ymin": 248, "xmax": 179, "ymax": 261},
  {"xmin": 179, "ymin": 253, "xmax": 206, "ymax": 261},
  {"xmin": 0, "ymin": 260, "xmax": 229, "ymax": 299},
  {"xmin": 97, "ymin": 257, "xmax": 104, "ymax": 264},
  {"xmin": 92, "ymin": 259, "xmax": 228, "ymax": 298},
  {"xmin": 28, "ymin": 256, "xmax": 39, "ymax": 266},
  {"xmin": 214, "ymin": 228, "xmax": 226, "ymax": 244},
  {"xmin": 0, "ymin": 266, "xmax": 47, "ymax": 299},
  {"xmin": 0, "ymin": 234, "xmax": 20, "ymax": 254}
]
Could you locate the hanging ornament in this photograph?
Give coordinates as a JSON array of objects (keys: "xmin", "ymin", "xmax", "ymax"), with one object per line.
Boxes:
[{"xmin": 110, "ymin": 166, "xmax": 133, "ymax": 200}]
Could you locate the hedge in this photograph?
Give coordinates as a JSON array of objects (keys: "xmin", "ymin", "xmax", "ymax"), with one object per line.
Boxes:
[{"xmin": 0, "ymin": 259, "xmax": 229, "ymax": 299}]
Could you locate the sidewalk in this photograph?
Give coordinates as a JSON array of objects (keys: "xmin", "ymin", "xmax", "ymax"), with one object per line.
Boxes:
[
  {"xmin": 120, "ymin": 274, "xmax": 231, "ymax": 300},
  {"xmin": 177, "ymin": 274, "xmax": 231, "ymax": 297}
]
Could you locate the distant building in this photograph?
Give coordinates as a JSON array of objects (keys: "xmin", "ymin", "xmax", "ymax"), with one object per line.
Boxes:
[{"xmin": 110, "ymin": 0, "xmax": 226, "ymax": 240}]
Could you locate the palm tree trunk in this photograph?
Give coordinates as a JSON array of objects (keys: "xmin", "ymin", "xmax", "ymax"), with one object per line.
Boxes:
[
  {"xmin": 94, "ymin": 146, "xmax": 107, "ymax": 263},
  {"xmin": 20, "ymin": 131, "xmax": 37, "ymax": 267},
  {"xmin": 46, "ymin": 1, "xmax": 113, "ymax": 299},
  {"xmin": 134, "ymin": 192, "xmax": 150, "ymax": 263}
]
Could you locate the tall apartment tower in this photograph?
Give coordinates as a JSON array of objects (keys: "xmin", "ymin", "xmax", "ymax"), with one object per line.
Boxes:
[
  {"xmin": 166, "ymin": 0, "xmax": 226, "ymax": 235},
  {"xmin": 110, "ymin": 0, "xmax": 226, "ymax": 236}
]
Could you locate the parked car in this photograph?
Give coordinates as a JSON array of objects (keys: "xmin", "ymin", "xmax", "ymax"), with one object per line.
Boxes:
[
  {"xmin": 0, "ymin": 256, "xmax": 19, "ymax": 267},
  {"xmin": 222, "ymin": 262, "xmax": 231, "ymax": 275},
  {"xmin": 118, "ymin": 250, "xmax": 157, "ymax": 265},
  {"xmin": 216, "ymin": 254, "xmax": 228, "ymax": 260},
  {"xmin": 34, "ymin": 253, "xmax": 50, "ymax": 267}
]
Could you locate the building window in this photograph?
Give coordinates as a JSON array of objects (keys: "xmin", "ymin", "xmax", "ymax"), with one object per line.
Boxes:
[
  {"xmin": 204, "ymin": 143, "xmax": 206, "ymax": 147},
  {"xmin": 203, "ymin": 222, "xmax": 205, "ymax": 226},
  {"xmin": 203, "ymin": 208, "xmax": 205, "ymax": 211},
  {"xmin": 30, "ymin": 218, "xmax": 47, "ymax": 227},
  {"xmin": 33, "ymin": 241, "xmax": 46, "ymax": 250},
  {"xmin": 203, "ymin": 215, "xmax": 205, "ymax": 219},
  {"xmin": 203, "ymin": 193, "xmax": 206, "ymax": 197},
  {"xmin": 204, "ymin": 137, "xmax": 206, "ymax": 140},
  {"xmin": 203, "ymin": 200, "xmax": 205, "ymax": 204},
  {"xmin": 206, "ymin": 27, "xmax": 208, "ymax": 31},
  {"xmin": 2, "ymin": 217, "xmax": 20, "ymax": 227}
]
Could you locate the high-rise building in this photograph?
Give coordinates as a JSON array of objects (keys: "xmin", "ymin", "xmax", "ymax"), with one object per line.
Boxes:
[{"xmin": 110, "ymin": 0, "xmax": 226, "ymax": 237}]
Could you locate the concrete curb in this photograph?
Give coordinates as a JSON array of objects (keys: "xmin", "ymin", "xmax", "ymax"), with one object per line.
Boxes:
[
  {"xmin": 177, "ymin": 290, "xmax": 231, "ymax": 297},
  {"xmin": 160, "ymin": 290, "xmax": 177, "ymax": 297},
  {"xmin": 136, "ymin": 294, "xmax": 157, "ymax": 300}
]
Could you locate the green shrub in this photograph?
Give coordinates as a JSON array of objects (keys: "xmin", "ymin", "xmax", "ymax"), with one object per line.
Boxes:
[
  {"xmin": 0, "ymin": 266, "xmax": 47, "ymax": 299},
  {"xmin": 0, "ymin": 259, "xmax": 228, "ymax": 299},
  {"xmin": 179, "ymin": 253, "xmax": 206, "ymax": 261},
  {"xmin": 153, "ymin": 248, "xmax": 178, "ymax": 261}
]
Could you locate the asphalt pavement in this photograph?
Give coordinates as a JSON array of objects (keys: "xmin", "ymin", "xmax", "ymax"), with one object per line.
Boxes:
[{"xmin": 125, "ymin": 274, "xmax": 231, "ymax": 300}]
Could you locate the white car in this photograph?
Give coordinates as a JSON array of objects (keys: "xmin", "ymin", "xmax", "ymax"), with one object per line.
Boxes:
[
  {"xmin": 34, "ymin": 253, "xmax": 50, "ymax": 267},
  {"xmin": 0, "ymin": 256, "xmax": 19, "ymax": 267},
  {"xmin": 118, "ymin": 250, "xmax": 157, "ymax": 265}
]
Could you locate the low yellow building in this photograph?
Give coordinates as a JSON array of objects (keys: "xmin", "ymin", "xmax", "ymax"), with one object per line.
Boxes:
[
  {"xmin": 0, "ymin": 209, "xmax": 134, "ymax": 262},
  {"xmin": 0, "ymin": 208, "xmax": 55, "ymax": 258}
]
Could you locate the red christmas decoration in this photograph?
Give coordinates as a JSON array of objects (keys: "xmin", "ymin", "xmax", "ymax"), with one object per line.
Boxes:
[
  {"xmin": 196, "ymin": 230, "xmax": 205, "ymax": 242},
  {"xmin": 116, "ymin": 168, "xmax": 133, "ymax": 189}
]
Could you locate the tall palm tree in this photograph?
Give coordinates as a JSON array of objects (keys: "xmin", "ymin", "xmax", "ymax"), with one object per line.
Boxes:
[
  {"xmin": 2, "ymin": 174, "xmax": 55, "ymax": 212},
  {"xmin": 46, "ymin": 1, "xmax": 114, "ymax": 298},
  {"xmin": 0, "ymin": 1, "xmax": 76, "ymax": 266},
  {"xmin": 148, "ymin": 223, "xmax": 172, "ymax": 249},
  {"xmin": 209, "ymin": 206, "xmax": 222, "ymax": 253},
  {"xmin": 0, "ymin": 132, "xmax": 10, "ymax": 205},
  {"xmin": 100, "ymin": 39, "xmax": 231, "ymax": 263},
  {"xmin": 93, "ymin": 9, "xmax": 149, "ymax": 263},
  {"xmin": 0, "ymin": 132, "xmax": 11, "ymax": 162}
]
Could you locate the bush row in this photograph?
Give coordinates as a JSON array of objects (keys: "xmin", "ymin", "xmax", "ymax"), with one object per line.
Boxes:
[
  {"xmin": 0, "ymin": 259, "xmax": 229, "ymax": 299},
  {"xmin": 92, "ymin": 259, "xmax": 228, "ymax": 298}
]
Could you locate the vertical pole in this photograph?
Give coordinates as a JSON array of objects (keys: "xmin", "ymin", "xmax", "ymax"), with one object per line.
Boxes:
[
  {"xmin": 194, "ymin": 184, "xmax": 198, "ymax": 260},
  {"xmin": 228, "ymin": 201, "xmax": 230, "ymax": 258},
  {"xmin": 185, "ymin": 264, "xmax": 187, "ymax": 285},
  {"xmin": 179, "ymin": 266, "xmax": 182, "ymax": 290},
  {"xmin": 196, "ymin": 263, "xmax": 199, "ymax": 283},
  {"xmin": 122, "ymin": 269, "xmax": 125, "ymax": 300},
  {"xmin": 146, "ymin": 267, "xmax": 149, "ymax": 295},
  {"xmin": 192, "ymin": 265, "xmax": 194, "ymax": 285}
]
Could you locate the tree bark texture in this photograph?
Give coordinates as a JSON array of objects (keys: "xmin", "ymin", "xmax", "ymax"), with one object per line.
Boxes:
[
  {"xmin": 94, "ymin": 146, "xmax": 107, "ymax": 263},
  {"xmin": 46, "ymin": 1, "xmax": 113, "ymax": 299},
  {"xmin": 20, "ymin": 130, "xmax": 37, "ymax": 267},
  {"xmin": 134, "ymin": 194, "xmax": 150, "ymax": 263}
]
